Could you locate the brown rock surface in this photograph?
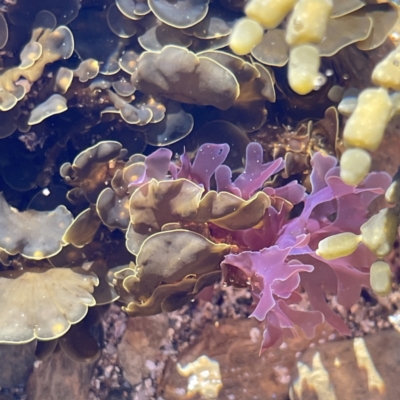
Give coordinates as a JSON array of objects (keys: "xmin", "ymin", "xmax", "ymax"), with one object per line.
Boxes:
[
  {"xmin": 290, "ymin": 329, "xmax": 400, "ymax": 400},
  {"xmin": 158, "ymin": 318, "xmax": 334, "ymax": 400},
  {"xmin": 26, "ymin": 349, "xmax": 95, "ymax": 400},
  {"xmin": 372, "ymin": 115, "xmax": 400, "ymax": 178},
  {"xmin": 0, "ymin": 342, "xmax": 36, "ymax": 388},
  {"xmin": 118, "ymin": 314, "xmax": 169, "ymax": 386}
]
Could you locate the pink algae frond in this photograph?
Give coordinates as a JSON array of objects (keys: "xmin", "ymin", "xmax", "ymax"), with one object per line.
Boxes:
[
  {"xmin": 122, "ymin": 143, "xmax": 391, "ymax": 351},
  {"xmin": 219, "ymin": 151, "xmax": 391, "ymax": 351}
]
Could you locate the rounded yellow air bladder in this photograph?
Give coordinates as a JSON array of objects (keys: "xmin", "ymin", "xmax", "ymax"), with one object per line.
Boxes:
[
  {"xmin": 385, "ymin": 177, "xmax": 400, "ymax": 204},
  {"xmin": 343, "ymin": 88, "xmax": 393, "ymax": 151},
  {"xmin": 370, "ymin": 261, "xmax": 392, "ymax": 296},
  {"xmin": 316, "ymin": 232, "xmax": 361, "ymax": 260},
  {"xmin": 245, "ymin": 0, "xmax": 297, "ymax": 29},
  {"xmin": 372, "ymin": 46, "xmax": 400, "ymax": 91},
  {"xmin": 340, "ymin": 148, "xmax": 371, "ymax": 186},
  {"xmin": 360, "ymin": 208, "xmax": 399, "ymax": 258},
  {"xmin": 288, "ymin": 44, "xmax": 320, "ymax": 95},
  {"xmin": 229, "ymin": 18, "xmax": 264, "ymax": 56},
  {"xmin": 286, "ymin": 0, "xmax": 333, "ymax": 46}
]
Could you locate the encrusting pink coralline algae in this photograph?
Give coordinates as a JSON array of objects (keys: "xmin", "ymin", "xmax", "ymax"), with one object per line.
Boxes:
[{"xmin": 126, "ymin": 141, "xmax": 392, "ymax": 352}]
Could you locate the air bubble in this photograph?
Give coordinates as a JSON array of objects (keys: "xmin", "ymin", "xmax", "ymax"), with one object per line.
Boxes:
[{"xmin": 313, "ymin": 74, "xmax": 327, "ymax": 90}]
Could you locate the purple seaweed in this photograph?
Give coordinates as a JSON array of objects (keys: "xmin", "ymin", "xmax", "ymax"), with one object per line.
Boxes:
[{"xmin": 127, "ymin": 142, "xmax": 393, "ymax": 351}]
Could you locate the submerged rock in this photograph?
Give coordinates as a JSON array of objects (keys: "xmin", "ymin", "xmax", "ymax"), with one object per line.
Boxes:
[
  {"xmin": 290, "ymin": 329, "xmax": 400, "ymax": 400},
  {"xmin": 26, "ymin": 349, "xmax": 95, "ymax": 400},
  {"xmin": 0, "ymin": 342, "xmax": 36, "ymax": 388}
]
